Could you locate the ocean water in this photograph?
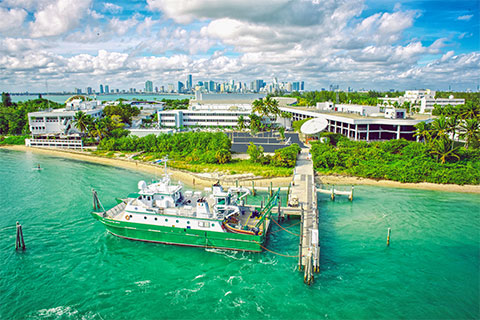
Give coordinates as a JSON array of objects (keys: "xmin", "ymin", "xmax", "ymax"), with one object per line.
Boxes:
[
  {"xmin": 10, "ymin": 94, "xmax": 193, "ymax": 104},
  {"xmin": 0, "ymin": 149, "xmax": 479, "ymax": 319}
]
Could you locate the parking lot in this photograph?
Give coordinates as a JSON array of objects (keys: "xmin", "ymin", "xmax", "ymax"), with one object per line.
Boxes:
[{"xmin": 227, "ymin": 131, "xmax": 305, "ymax": 153}]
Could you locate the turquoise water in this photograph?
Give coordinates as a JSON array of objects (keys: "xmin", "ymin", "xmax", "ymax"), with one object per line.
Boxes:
[
  {"xmin": 11, "ymin": 94, "xmax": 193, "ymax": 104},
  {"xmin": 1, "ymin": 149, "xmax": 479, "ymax": 319}
]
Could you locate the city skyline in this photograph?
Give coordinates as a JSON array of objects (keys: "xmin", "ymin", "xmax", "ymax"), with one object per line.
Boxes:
[{"xmin": 0, "ymin": 0, "xmax": 478, "ymax": 92}]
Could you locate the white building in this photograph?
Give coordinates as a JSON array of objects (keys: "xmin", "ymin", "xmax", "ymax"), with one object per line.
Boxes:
[
  {"xmin": 378, "ymin": 89, "xmax": 464, "ymax": 114},
  {"xmin": 26, "ymin": 99, "xmax": 103, "ymax": 149},
  {"xmin": 281, "ymin": 106, "xmax": 432, "ymax": 141}
]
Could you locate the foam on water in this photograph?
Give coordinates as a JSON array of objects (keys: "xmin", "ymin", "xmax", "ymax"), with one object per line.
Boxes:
[{"xmin": 1, "ymin": 149, "xmax": 479, "ymax": 319}]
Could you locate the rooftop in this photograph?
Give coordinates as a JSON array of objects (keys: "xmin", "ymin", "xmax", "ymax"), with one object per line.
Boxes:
[{"xmin": 284, "ymin": 106, "xmax": 434, "ymax": 120}]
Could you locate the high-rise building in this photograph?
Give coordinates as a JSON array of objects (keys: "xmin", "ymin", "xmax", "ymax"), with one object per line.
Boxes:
[
  {"xmin": 105, "ymin": 85, "xmax": 109, "ymax": 94},
  {"xmin": 99, "ymin": 84, "xmax": 104, "ymax": 94},
  {"xmin": 86, "ymin": 87, "xmax": 92, "ymax": 94},
  {"xmin": 254, "ymin": 79, "xmax": 264, "ymax": 92},
  {"xmin": 177, "ymin": 81, "xmax": 185, "ymax": 93},
  {"xmin": 186, "ymin": 74, "xmax": 192, "ymax": 90},
  {"xmin": 75, "ymin": 88, "xmax": 82, "ymax": 94},
  {"xmin": 208, "ymin": 81, "xmax": 215, "ymax": 92},
  {"xmin": 300, "ymin": 81, "xmax": 304, "ymax": 91},
  {"xmin": 292, "ymin": 82, "xmax": 300, "ymax": 91},
  {"xmin": 145, "ymin": 80, "xmax": 153, "ymax": 93}
]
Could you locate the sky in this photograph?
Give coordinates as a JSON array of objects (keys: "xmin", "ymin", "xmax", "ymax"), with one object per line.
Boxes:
[{"xmin": 0, "ymin": 0, "xmax": 478, "ymax": 92}]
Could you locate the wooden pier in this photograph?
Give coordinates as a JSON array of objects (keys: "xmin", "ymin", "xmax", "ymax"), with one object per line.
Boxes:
[{"xmin": 289, "ymin": 149, "xmax": 320, "ymax": 285}]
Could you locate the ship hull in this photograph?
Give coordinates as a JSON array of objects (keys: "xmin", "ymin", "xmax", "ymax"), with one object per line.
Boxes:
[{"xmin": 91, "ymin": 212, "xmax": 266, "ymax": 252}]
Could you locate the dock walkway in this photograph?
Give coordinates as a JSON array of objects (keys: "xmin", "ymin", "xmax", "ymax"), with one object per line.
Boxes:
[{"xmin": 289, "ymin": 149, "xmax": 319, "ymax": 284}]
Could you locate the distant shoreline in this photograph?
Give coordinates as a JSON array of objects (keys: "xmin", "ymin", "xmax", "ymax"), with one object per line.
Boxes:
[{"xmin": 2, "ymin": 145, "xmax": 479, "ymax": 194}]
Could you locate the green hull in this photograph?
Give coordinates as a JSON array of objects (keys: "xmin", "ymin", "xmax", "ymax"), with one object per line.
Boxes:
[{"xmin": 91, "ymin": 212, "xmax": 266, "ymax": 252}]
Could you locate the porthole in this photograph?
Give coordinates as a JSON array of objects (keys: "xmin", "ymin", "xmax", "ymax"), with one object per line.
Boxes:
[
  {"xmin": 144, "ymin": 216, "xmax": 147, "ymax": 220},
  {"xmin": 211, "ymin": 223, "xmax": 215, "ymax": 227},
  {"xmin": 187, "ymin": 221, "xmax": 190, "ymax": 224},
  {"xmin": 165, "ymin": 218, "xmax": 168, "ymax": 222},
  {"xmin": 176, "ymin": 220, "xmax": 179, "ymax": 223},
  {"xmin": 155, "ymin": 217, "xmax": 158, "ymax": 221}
]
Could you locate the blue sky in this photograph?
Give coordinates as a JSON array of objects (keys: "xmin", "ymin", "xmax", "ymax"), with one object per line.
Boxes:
[{"xmin": 0, "ymin": 0, "xmax": 478, "ymax": 92}]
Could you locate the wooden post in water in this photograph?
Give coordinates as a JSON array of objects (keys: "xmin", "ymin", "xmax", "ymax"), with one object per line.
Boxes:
[
  {"xmin": 251, "ymin": 180, "xmax": 256, "ymax": 196},
  {"xmin": 298, "ymin": 204, "xmax": 304, "ymax": 271},
  {"xmin": 277, "ymin": 196, "xmax": 281, "ymax": 222},
  {"xmin": 331, "ymin": 185, "xmax": 335, "ymax": 201},
  {"xmin": 286, "ymin": 182, "xmax": 291, "ymax": 205},
  {"xmin": 15, "ymin": 222, "xmax": 25, "ymax": 250},
  {"xmin": 349, "ymin": 186, "xmax": 354, "ymax": 201},
  {"xmin": 387, "ymin": 228, "xmax": 391, "ymax": 246},
  {"xmin": 269, "ymin": 182, "xmax": 273, "ymax": 197}
]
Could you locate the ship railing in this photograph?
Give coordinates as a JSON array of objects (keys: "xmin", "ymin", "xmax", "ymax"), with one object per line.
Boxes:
[{"xmin": 105, "ymin": 202, "xmax": 126, "ymax": 218}]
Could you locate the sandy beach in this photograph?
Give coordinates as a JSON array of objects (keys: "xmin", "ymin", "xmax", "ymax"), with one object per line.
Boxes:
[
  {"xmin": 1, "ymin": 145, "xmax": 292, "ymax": 189},
  {"xmin": 2, "ymin": 145, "xmax": 479, "ymax": 194}
]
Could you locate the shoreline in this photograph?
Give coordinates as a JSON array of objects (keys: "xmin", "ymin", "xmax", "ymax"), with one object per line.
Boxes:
[
  {"xmin": 2, "ymin": 145, "xmax": 479, "ymax": 194},
  {"xmin": 0, "ymin": 145, "xmax": 291, "ymax": 189}
]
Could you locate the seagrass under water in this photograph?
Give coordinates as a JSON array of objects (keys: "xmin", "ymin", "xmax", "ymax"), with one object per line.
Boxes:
[{"xmin": 0, "ymin": 149, "xmax": 478, "ymax": 319}]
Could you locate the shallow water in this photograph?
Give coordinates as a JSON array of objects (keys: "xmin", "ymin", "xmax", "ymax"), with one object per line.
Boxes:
[{"xmin": 0, "ymin": 149, "xmax": 479, "ymax": 319}]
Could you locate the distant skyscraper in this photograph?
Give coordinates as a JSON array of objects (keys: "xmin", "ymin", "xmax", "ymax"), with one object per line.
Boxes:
[
  {"xmin": 300, "ymin": 81, "xmax": 304, "ymax": 91},
  {"xmin": 208, "ymin": 80, "xmax": 215, "ymax": 92},
  {"xmin": 105, "ymin": 85, "xmax": 109, "ymax": 94},
  {"xmin": 254, "ymin": 79, "xmax": 264, "ymax": 92},
  {"xmin": 99, "ymin": 84, "xmax": 104, "ymax": 94},
  {"xmin": 75, "ymin": 88, "xmax": 82, "ymax": 94},
  {"xmin": 177, "ymin": 81, "xmax": 185, "ymax": 93},
  {"xmin": 292, "ymin": 82, "xmax": 300, "ymax": 91},
  {"xmin": 145, "ymin": 80, "xmax": 153, "ymax": 93},
  {"xmin": 86, "ymin": 87, "xmax": 92, "ymax": 94},
  {"xmin": 186, "ymin": 74, "xmax": 192, "ymax": 90}
]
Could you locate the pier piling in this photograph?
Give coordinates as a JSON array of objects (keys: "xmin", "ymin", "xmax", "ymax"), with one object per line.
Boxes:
[
  {"xmin": 15, "ymin": 222, "xmax": 26, "ymax": 250},
  {"xmin": 251, "ymin": 181, "xmax": 256, "ymax": 196},
  {"xmin": 387, "ymin": 228, "xmax": 391, "ymax": 246}
]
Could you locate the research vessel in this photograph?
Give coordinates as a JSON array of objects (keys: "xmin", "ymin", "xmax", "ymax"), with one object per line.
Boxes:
[{"xmin": 91, "ymin": 163, "xmax": 278, "ymax": 252}]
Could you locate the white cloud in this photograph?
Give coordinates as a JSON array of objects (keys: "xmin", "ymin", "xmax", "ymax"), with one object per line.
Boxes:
[
  {"xmin": 30, "ymin": 0, "xmax": 92, "ymax": 37},
  {"xmin": 457, "ymin": 14, "xmax": 473, "ymax": 21},
  {"xmin": 103, "ymin": 2, "xmax": 122, "ymax": 14},
  {"xmin": 0, "ymin": 7, "xmax": 27, "ymax": 34},
  {"xmin": 108, "ymin": 17, "xmax": 139, "ymax": 36}
]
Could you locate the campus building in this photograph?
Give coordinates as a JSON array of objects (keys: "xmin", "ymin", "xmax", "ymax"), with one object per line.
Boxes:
[
  {"xmin": 281, "ymin": 106, "xmax": 432, "ymax": 141},
  {"xmin": 379, "ymin": 89, "xmax": 465, "ymax": 114},
  {"xmin": 26, "ymin": 99, "xmax": 103, "ymax": 149}
]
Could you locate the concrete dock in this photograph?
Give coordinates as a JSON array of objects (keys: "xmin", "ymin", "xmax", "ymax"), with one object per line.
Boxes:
[{"xmin": 288, "ymin": 149, "xmax": 320, "ymax": 284}]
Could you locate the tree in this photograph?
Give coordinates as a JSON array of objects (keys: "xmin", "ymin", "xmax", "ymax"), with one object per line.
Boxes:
[
  {"xmin": 237, "ymin": 115, "xmax": 246, "ymax": 130},
  {"xmin": 72, "ymin": 111, "xmax": 92, "ymax": 135},
  {"xmin": 247, "ymin": 142, "xmax": 263, "ymax": 163},
  {"xmin": 248, "ymin": 113, "xmax": 262, "ymax": 134},
  {"xmin": 460, "ymin": 101, "xmax": 480, "ymax": 120},
  {"xmin": 278, "ymin": 126, "xmax": 285, "ymax": 140},
  {"xmin": 414, "ymin": 122, "xmax": 431, "ymax": 143},
  {"xmin": 430, "ymin": 116, "xmax": 449, "ymax": 139},
  {"xmin": 429, "ymin": 137, "xmax": 460, "ymax": 164},
  {"xmin": 1, "ymin": 92, "xmax": 12, "ymax": 107},
  {"xmin": 215, "ymin": 149, "xmax": 231, "ymax": 164},
  {"xmin": 460, "ymin": 118, "xmax": 480, "ymax": 149}
]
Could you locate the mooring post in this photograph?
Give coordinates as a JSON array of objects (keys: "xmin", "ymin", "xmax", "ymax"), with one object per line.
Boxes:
[
  {"xmin": 298, "ymin": 203, "xmax": 304, "ymax": 271},
  {"xmin": 349, "ymin": 185, "xmax": 354, "ymax": 201},
  {"xmin": 15, "ymin": 222, "xmax": 25, "ymax": 250},
  {"xmin": 387, "ymin": 228, "xmax": 391, "ymax": 246},
  {"xmin": 252, "ymin": 180, "xmax": 256, "ymax": 196},
  {"xmin": 331, "ymin": 185, "xmax": 335, "ymax": 201},
  {"xmin": 277, "ymin": 196, "xmax": 281, "ymax": 222},
  {"xmin": 269, "ymin": 182, "xmax": 273, "ymax": 197}
]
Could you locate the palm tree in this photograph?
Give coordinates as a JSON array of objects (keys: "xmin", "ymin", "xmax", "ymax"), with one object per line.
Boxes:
[
  {"xmin": 73, "ymin": 111, "xmax": 91, "ymax": 135},
  {"xmin": 251, "ymin": 99, "xmax": 265, "ymax": 116},
  {"xmin": 460, "ymin": 101, "xmax": 480, "ymax": 120},
  {"xmin": 459, "ymin": 118, "xmax": 480, "ymax": 149},
  {"xmin": 91, "ymin": 118, "xmax": 107, "ymax": 140},
  {"xmin": 414, "ymin": 122, "xmax": 431, "ymax": 143},
  {"xmin": 263, "ymin": 96, "xmax": 281, "ymax": 120},
  {"xmin": 431, "ymin": 116, "xmax": 449, "ymax": 139},
  {"xmin": 430, "ymin": 137, "xmax": 460, "ymax": 164},
  {"xmin": 237, "ymin": 115, "xmax": 246, "ymax": 130}
]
